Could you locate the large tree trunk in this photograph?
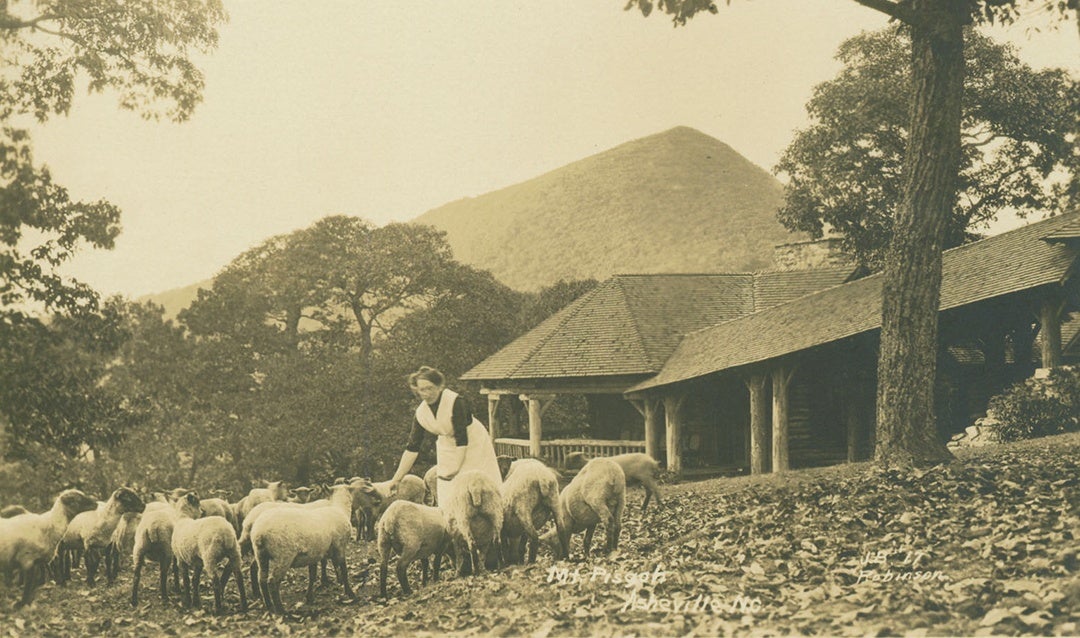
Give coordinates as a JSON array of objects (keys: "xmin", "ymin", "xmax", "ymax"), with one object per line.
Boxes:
[{"xmin": 874, "ymin": 2, "xmax": 965, "ymax": 467}]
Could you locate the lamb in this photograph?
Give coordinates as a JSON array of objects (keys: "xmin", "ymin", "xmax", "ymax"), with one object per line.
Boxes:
[
  {"xmin": 58, "ymin": 487, "xmax": 145, "ymax": 585},
  {"xmin": 501, "ymin": 459, "xmax": 567, "ymax": 564},
  {"xmin": 376, "ymin": 500, "xmax": 452, "ymax": 598},
  {"xmin": 1, "ymin": 505, "xmax": 29, "ymax": 518},
  {"xmin": 233, "ymin": 481, "xmax": 288, "ymax": 531},
  {"xmin": 444, "ymin": 470, "xmax": 503, "ymax": 576},
  {"xmin": 565, "ymin": 451, "xmax": 662, "ymax": 513},
  {"xmin": 250, "ymin": 483, "xmax": 359, "ymax": 615},
  {"xmin": 542, "ymin": 457, "xmax": 626, "ymax": 560},
  {"xmin": 353, "ymin": 475, "xmax": 426, "ymax": 541},
  {"xmin": 171, "ymin": 491, "xmax": 247, "ymax": 615},
  {"xmin": 131, "ymin": 495, "xmax": 185, "ymax": 606},
  {"xmin": 0, "ymin": 488, "xmax": 98, "ymax": 608}
]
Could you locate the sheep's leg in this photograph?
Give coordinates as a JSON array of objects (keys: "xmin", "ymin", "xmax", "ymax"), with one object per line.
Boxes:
[
  {"xmin": 85, "ymin": 547, "xmax": 100, "ymax": 586},
  {"xmin": 582, "ymin": 525, "xmax": 596, "ymax": 558},
  {"xmin": 420, "ymin": 556, "xmax": 429, "ymax": 586},
  {"xmin": 104, "ymin": 544, "xmax": 116, "ymax": 583},
  {"xmin": 180, "ymin": 564, "xmax": 192, "ymax": 608},
  {"xmin": 233, "ymin": 559, "xmax": 248, "ymax": 613},
  {"xmin": 211, "ymin": 572, "xmax": 223, "ymax": 615},
  {"xmin": 248, "ymin": 560, "xmax": 259, "ymax": 606},
  {"xmin": 432, "ymin": 548, "xmax": 443, "ymax": 583},
  {"xmin": 320, "ymin": 558, "xmax": 330, "ymax": 587},
  {"xmin": 131, "ymin": 553, "xmax": 144, "ymax": 607},
  {"xmin": 334, "ymin": 554, "xmax": 355, "ymax": 601},
  {"xmin": 305, "ymin": 564, "xmax": 317, "ymax": 604},
  {"xmin": 158, "ymin": 557, "xmax": 170, "ymax": 602},
  {"xmin": 257, "ymin": 557, "xmax": 273, "ymax": 612},
  {"xmin": 379, "ymin": 559, "xmax": 389, "ymax": 598},
  {"xmin": 191, "ymin": 560, "xmax": 203, "ymax": 610},
  {"xmin": 171, "ymin": 558, "xmax": 181, "ymax": 594},
  {"xmin": 395, "ymin": 556, "xmax": 412, "ymax": 596},
  {"xmin": 268, "ymin": 577, "xmax": 286, "ymax": 616},
  {"xmin": 14, "ymin": 558, "xmax": 43, "ymax": 609}
]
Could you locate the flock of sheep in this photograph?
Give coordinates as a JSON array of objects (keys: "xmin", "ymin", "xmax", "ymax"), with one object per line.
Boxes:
[{"xmin": 0, "ymin": 451, "xmax": 663, "ymax": 616}]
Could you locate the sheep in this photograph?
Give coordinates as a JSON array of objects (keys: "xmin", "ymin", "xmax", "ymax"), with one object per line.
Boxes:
[
  {"xmin": 199, "ymin": 497, "xmax": 238, "ymax": 534},
  {"xmin": 501, "ymin": 459, "xmax": 567, "ymax": 564},
  {"xmin": 59, "ymin": 487, "xmax": 145, "ymax": 585},
  {"xmin": 353, "ymin": 475, "xmax": 426, "ymax": 541},
  {"xmin": 237, "ymin": 496, "xmax": 337, "ymax": 601},
  {"xmin": 423, "ymin": 466, "xmax": 438, "ymax": 506},
  {"xmin": 233, "ymin": 481, "xmax": 288, "ymax": 531},
  {"xmin": 1, "ymin": 505, "xmax": 29, "ymax": 518},
  {"xmin": 170, "ymin": 491, "xmax": 247, "ymax": 615},
  {"xmin": 0, "ymin": 488, "xmax": 98, "ymax": 608},
  {"xmin": 106, "ymin": 511, "xmax": 140, "ymax": 579},
  {"xmin": 444, "ymin": 470, "xmax": 504, "ymax": 576},
  {"xmin": 250, "ymin": 483, "xmax": 360, "ymax": 615},
  {"xmin": 376, "ymin": 500, "xmax": 452, "ymax": 598},
  {"xmin": 542, "ymin": 457, "xmax": 626, "ymax": 560},
  {"xmin": 565, "ymin": 451, "xmax": 662, "ymax": 513},
  {"xmin": 131, "ymin": 496, "xmax": 184, "ymax": 606}
]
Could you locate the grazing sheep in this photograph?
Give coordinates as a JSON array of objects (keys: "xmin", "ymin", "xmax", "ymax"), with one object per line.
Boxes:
[
  {"xmin": 565, "ymin": 451, "xmax": 662, "ymax": 513},
  {"xmin": 62, "ymin": 487, "xmax": 145, "ymax": 585},
  {"xmin": 423, "ymin": 466, "xmax": 438, "ymax": 506},
  {"xmin": 542, "ymin": 457, "xmax": 625, "ymax": 560},
  {"xmin": 0, "ymin": 489, "xmax": 98, "ymax": 608},
  {"xmin": 501, "ymin": 459, "xmax": 567, "ymax": 564},
  {"xmin": 444, "ymin": 470, "xmax": 503, "ymax": 576},
  {"xmin": 353, "ymin": 475, "xmax": 426, "ymax": 541},
  {"xmin": 376, "ymin": 500, "xmax": 452, "ymax": 598},
  {"xmin": 131, "ymin": 496, "xmax": 184, "ymax": 606},
  {"xmin": 250, "ymin": 483, "xmax": 359, "ymax": 615},
  {"xmin": 171, "ymin": 492, "xmax": 247, "ymax": 615},
  {"xmin": 1, "ymin": 505, "xmax": 29, "ymax": 518},
  {"xmin": 234, "ymin": 481, "xmax": 288, "ymax": 531},
  {"xmin": 237, "ymin": 496, "xmax": 336, "ymax": 601}
]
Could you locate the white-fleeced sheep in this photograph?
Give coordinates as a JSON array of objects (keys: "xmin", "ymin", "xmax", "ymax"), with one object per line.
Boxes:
[
  {"xmin": 233, "ymin": 481, "xmax": 288, "ymax": 531},
  {"xmin": 565, "ymin": 451, "xmax": 662, "ymax": 513},
  {"xmin": 171, "ymin": 491, "xmax": 247, "ymax": 615},
  {"xmin": 542, "ymin": 457, "xmax": 626, "ymax": 560},
  {"xmin": 131, "ymin": 495, "xmax": 184, "ymax": 607},
  {"xmin": 423, "ymin": 466, "xmax": 438, "ymax": 506},
  {"xmin": 107, "ymin": 511, "xmax": 140, "ymax": 580},
  {"xmin": 237, "ymin": 495, "xmax": 337, "ymax": 602},
  {"xmin": 444, "ymin": 470, "xmax": 503, "ymax": 576},
  {"xmin": 250, "ymin": 483, "xmax": 359, "ymax": 615},
  {"xmin": 199, "ymin": 497, "xmax": 238, "ymax": 534},
  {"xmin": 0, "ymin": 489, "xmax": 98, "ymax": 608},
  {"xmin": 1, "ymin": 505, "xmax": 29, "ymax": 518},
  {"xmin": 353, "ymin": 475, "xmax": 426, "ymax": 541},
  {"xmin": 61, "ymin": 487, "xmax": 145, "ymax": 585},
  {"xmin": 501, "ymin": 459, "xmax": 567, "ymax": 564},
  {"xmin": 376, "ymin": 500, "xmax": 452, "ymax": 598}
]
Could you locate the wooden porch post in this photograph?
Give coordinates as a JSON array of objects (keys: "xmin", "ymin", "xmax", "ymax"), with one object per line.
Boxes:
[
  {"xmin": 1040, "ymin": 295, "xmax": 1065, "ymax": 369},
  {"xmin": 640, "ymin": 397, "xmax": 662, "ymax": 462},
  {"xmin": 843, "ymin": 384, "xmax": 860, "ymax": 463},
  {"xmin": 487, "ymin": 395, "xmax": 502, "ymax": 440},
  {"xmin": 771, "ymin": 364, "xmax": 796, "ymax": 473},
  {"xmin": 519, "ymin": 394, "xmax": 555, "ymax": 459},
  {"xmin": 663, "ymin": 393, "xmax": 687, "ymax": 473},
  {"xmin": 745, "ymin": 373, "xmax": 769, "ymax": 475}
]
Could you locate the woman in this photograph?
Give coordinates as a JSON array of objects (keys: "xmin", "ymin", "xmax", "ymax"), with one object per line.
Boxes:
[{"xmin": 388, "ymin": 366, "xmax": 501, "ymax": 506}]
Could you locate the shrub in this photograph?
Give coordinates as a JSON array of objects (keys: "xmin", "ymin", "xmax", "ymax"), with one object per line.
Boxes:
[{"xmin": 987, "ymin": 367, "xmax": 1080, "ymax": 442}]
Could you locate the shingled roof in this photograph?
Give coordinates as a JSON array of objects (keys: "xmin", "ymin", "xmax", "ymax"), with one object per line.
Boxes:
[
  {"xmin": 461, "ymin": 268, "xmax": 852, "ymax": 382},
  {"xmin": 629, "ymin": 211, "xmax": 1080, "ymax": 393}
]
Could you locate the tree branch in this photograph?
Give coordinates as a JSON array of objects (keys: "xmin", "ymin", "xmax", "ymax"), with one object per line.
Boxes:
[{"xmin": 849, "ymin": 0, "xmax": 917, "ymax": 25}]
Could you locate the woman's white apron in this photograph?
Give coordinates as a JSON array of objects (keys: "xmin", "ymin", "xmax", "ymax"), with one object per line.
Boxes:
[{"xmin": 415, "ymin": 388, "xmax": 501, "ymax": 506}]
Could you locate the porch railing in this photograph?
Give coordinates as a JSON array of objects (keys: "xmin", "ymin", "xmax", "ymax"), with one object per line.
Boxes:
[{"xmin": 494, "ymin": 437, "xmax": 646, "ymax": 468}]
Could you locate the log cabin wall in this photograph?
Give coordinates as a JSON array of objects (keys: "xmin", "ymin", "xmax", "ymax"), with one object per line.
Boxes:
[{"xmin": 681, "ymin": 377, "xmax": 750, "ymax": 470}]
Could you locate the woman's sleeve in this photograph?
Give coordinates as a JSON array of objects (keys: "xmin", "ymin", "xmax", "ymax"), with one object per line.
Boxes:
[
  {"xmin": 451, "ymin": 395, "xmax": 472, "ymax": 447},
  {"xmin": 404, "ymin": 418, "xmax": 430, "ymax": 453}
]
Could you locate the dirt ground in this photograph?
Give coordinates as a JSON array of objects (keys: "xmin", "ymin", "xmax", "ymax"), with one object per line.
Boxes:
[{"xmin": 3, "ymin": 432, "xmax": 1079, "ymax": 637}]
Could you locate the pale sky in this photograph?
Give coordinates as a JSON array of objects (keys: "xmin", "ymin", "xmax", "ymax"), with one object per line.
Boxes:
[{"xmin": 26, "ymin": 0, "xmax": 1080, "ymax": 299}]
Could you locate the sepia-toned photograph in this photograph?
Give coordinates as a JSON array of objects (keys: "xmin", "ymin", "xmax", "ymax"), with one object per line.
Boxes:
[{"xmin": 1, "ymin": 1, "xmax": 1079, "ymax": 635}]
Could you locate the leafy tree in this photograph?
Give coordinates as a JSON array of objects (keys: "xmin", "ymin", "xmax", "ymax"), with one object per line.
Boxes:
[
  {"xmin": 624, "ymin": 0, "xmax": 1074, "ymax": 467},
  {"xmin": 776, "ymin": 27, "xmax": 1077, "ymax": 268}
]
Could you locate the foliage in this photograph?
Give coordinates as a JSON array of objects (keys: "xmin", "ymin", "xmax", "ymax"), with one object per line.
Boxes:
[
  {"xmin": 775, "ymin": 27, "xmax": 1077, "ymax": 269},
  {"xmin": 987, "ymin": 366, "xmax": 1080, "ymax": 442}
]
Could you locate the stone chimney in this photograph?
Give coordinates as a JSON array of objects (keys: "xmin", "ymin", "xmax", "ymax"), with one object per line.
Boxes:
[{"xmin": 772, "ymin": 237, "xmax": 853, "ymax": 271}]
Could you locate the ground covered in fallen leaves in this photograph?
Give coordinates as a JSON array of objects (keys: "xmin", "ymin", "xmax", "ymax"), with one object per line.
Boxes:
[{"xmin": 3, "ymin": 432, "xmax": 1079, "ymax": 637}]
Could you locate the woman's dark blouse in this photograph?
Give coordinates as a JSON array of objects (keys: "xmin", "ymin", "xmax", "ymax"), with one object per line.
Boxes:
[{"xmin": 405, "ymin": 394, "xmax": 472, "ymax": 452}]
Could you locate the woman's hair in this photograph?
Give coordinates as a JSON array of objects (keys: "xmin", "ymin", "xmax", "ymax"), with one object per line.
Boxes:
[
  {"xmin": 406, "ymin": 372, "xmax": 419, "ymax": 388},
  {"xmin": 414, "ymin": 366, "xmax": 444, "ymax": 387}
]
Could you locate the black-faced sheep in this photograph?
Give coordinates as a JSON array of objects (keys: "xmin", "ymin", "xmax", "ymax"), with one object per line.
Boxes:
[
  {"xmin": 0, "ymin": 489, "xmax": 98, "ymax": 608},
  {"xmin": 353, "ymin": 475, "xmax": 426, "ymax": 541},
  {"xmin": 60, "ymin": 487, "xmax": 145, "ymax": 585},
  {"xmin": 444, "ymin": 470, "xmax": 503, "ymax": 576},
  {"xmin": 250, "ymin": 483, "xmax": 359, "ymax": 615},
  {"xmin": 542, "ymin": 457, "xmax": 625, "ymax": 559},
  {"xmin": 1, "ymin": 505, "xmax": 29, "ymax": 518},
  {"xmin": 565, "ymin": 451, "xmax": 662, "ymax": 513},
  {"xmin": 501, "ymin": 459, "xmax": 567, "ymax": 564},
  {"xmin": 171, "ymin": 491, "xmax": 247, "ymax": 615},
  {"xmin": 376, "ymin": 500, "xmax": 452, "ymax": 598}
]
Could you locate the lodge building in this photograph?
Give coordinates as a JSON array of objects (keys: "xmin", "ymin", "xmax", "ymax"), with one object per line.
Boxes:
[{"xmin": 461, "ymin": 212, "xmax": 1080, "ymax": 475}]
